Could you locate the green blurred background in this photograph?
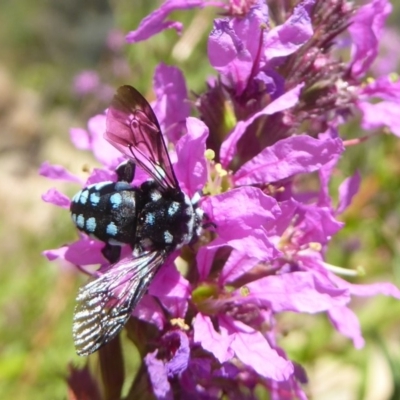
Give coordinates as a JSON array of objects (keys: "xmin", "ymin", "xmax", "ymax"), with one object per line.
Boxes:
[{"xmin": 0, "ymin": 0, "xmax": 399, "ymax": 399}]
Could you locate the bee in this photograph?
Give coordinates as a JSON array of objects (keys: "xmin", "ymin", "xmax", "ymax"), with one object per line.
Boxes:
[{"xmin": 70, "ymin": 86, "xmax": 204, "ymax": 356}]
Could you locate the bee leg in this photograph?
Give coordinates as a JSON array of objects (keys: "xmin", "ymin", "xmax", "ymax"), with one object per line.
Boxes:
[
  {"xmin": 101, "ymin": 243, "xmax": 121, "ymax": 264},
  {"xmin": 115, "ymin": 160, "xmax": 136, "ymax": 183}
]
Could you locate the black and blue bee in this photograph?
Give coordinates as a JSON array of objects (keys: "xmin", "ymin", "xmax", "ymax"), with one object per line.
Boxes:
[{"xmin": 70, "ymin": 85, "xmax": 204, "ymax": 356}]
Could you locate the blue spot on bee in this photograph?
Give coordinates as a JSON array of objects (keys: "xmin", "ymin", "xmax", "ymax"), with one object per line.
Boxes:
[
  {"xmin": 168, "ymin": 202, "xmax": 180, "ymax": 216},
  {"xmin": 164, "ymin": 230, "xmax": 173, "ymax": 244},
  {"xmin": 90, "ymin": 192, "xmax": 100, "ymax": 206},
  {"xmin": 145, "ymin": 213, "xmax": 155, "ymax": 225},
  {"xmin": 150, "ymin": 190, "xmax": 162, "ymax": 202},
  {"xmin": 86, "ymin": 217, "xmax": 97, "ymax": 233},
  {"xmin": 76, "ymin": 214, "xmax": 85, "ymax": 228},
  {"xmin": 80, "ymin": 190, "xmax": 89, "ymax": 204},
  {"xmin": 71, "ymin": 213, "xmax": 77, "ymax": 223},
  {"xmin": 110, "ymin": 193, "xmax": 122, "ymax": 209},
  {"xmin": 106, "ymin": 222, "xmax": 118, "ymax": 236}
]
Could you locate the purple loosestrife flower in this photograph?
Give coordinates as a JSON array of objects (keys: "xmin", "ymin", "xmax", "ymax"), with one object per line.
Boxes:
[
  {"xmin": 73, "ymin": 70, "xmax": 100, "ymax": 97},
  {"xmin": 42, "ymin": 0, "xmax": 400, "ymax": 399}
]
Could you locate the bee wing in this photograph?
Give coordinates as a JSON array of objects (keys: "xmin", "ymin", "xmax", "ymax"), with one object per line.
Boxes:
[
  {"xmin": 105, "ymin": 85, "xmax": 180, "ymax": 191},
  {"xmin": 73, "ymin": 250, "xmax": 167, "ymax": 356}
]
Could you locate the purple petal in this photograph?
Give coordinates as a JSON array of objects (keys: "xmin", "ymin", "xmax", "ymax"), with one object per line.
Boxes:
[
  {"xmin": 214, "ymin": 228, "xmax": 279, "ymax": 264},
  {"xmin": 180, "ymin": 358, "xmax": 214, "ymax": 396},
  {"xmin": 145, "ymin": 351, "xmax": 173, "ymax": 400},
  {"xmin": 245, "ymin": 271, "xmax": 350, "ymax": 313},
  {"xmin": 153, "ymin": 63, "xmax": 190, "ymax": 143},
  {"xmin": 318, "ymin": 157, "xmax": 340, "ymax": 208},
  {"xmin": 193, "ymin": 313, "xmax": 234, "ymax": 363},
  {"xmin": 165, "ymin": 330, "xmax": 190, "ymax": 377},
  {"xmin": 88, "ymin": 114, "xmax": 123, "ymax": 167},
  {"xmin": 233, "ymin": 135, "xmax": 344, "ymax": 185},
  {"xmin": 159, "ymin": 296, "xmax": 189, "ymax": 319},
  {"xmin": 42, "ymin": 188, "xmax": 70, "ymax": 209},
  {"xmin": 133, "ymin": 296, "xmax": 166, "ymax": 330},
  {"xmin": 221, "ymin": 317, "xmax": 293, "ymax": 381},
  {"xmin": 219, "ymin": 249, "xmax": 262, "ymax": 284},
  {"xmin": 349, "ymin": 281, "xmax": 400, "ymax": 299},
  {"xmin": 70, "ymin": 127, "xmax": 90, "ymax": 150},
  {"xmin": 358, "ymin": 100, "xmax": 400, "ymax": 137},
  {"xmin": 72, "ymin": 70, "xmax": 100, "ymax": 96},
  {"xmin": 66, "ymin": 239, "xmax": 107, "ymax": 265},
  {"xmin": 329, "ymin": 274, "xmax": 400, "ymax": 300},
  {"xmin": 208, "ymin": 18, "xmax": 253, "ymax": 94},
  {"xmin": 39, "ymin": 161, "xmax": 82, "ymax": 183},
  {"xmin": 264, "ymin": 0, "xmax": 315, "ymax": 59},
  {"xmin": 211, "ymin": 362, "xmax": 240, "ymax": 381},
  {"xmin": 361, "ymin": 75, "xmax": 400, "ymax": 102},
  {"xmin": 208, "ymin": 2, "xmax": 269, "ymax": 94},
  {"xmin": 202, "ymin": 186, "xmax": 281, "ymax": 238},
  {"xmin": 71, "ymin": 116, "xmax": 125, "ymax": 168},
  {"xmin": 336, "ymin": 171, "xmax": 361, "ymax": 214},
  {"xmin": 220, "ymin": 83, "xmax": 303, "ymax": 167},
  {"xmin": 371, "ymin": 28, "xmax": 400, "ymax": 77},
  {"xmin": 149, "ymin": 260, "xmax": 191, "ymax": 298},
  {"xmin": 43, "ymin": 246, "xmax": 69, "ymax": 262},
  {"xmin": 126, "ymin": 0, "xmax": 221, "ymax": 44},
  {"xmin": 175, "ymin": 117, "xmax": 208, "ymax": 196},
  {"xmin": 328, "ymin": 306, "xmax": 365, "ymax": 349},
  {"xmin": 231, "ymin": 0, "xmax": 268, "ymax": 60},
  {"xmin": 349, "ymin": 0, "xmax": 392, "ymax": 78},
  {"xmin": 196, "ymin": 245, "xmax": 221, "ymax": 281},
  {"xmin": 44, "ymin": 239, "xmax": 105, "ymax": 265},
  {"xmin": 295, "ymin": 202, "xmax": 344, "ymax": 245},
  {"xmin": 85, "ymin": 168, "xmax": 116, "ymax": 186}
]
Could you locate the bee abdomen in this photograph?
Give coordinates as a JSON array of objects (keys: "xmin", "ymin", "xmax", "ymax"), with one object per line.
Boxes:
[{"xmin": 70, "ymin": 182, "xmax": 140, "ymax": 246}]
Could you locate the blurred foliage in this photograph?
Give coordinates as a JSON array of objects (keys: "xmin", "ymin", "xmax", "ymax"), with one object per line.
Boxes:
[{"xmin": 0, "ymin": 0, "xmax": 399, "ymax": 399}]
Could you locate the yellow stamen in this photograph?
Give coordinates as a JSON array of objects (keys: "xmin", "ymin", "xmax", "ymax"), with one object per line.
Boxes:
[
  {"xmin": 215, "ymin": 163, "xmax": 228, "ymax": 177},
  {"xmin": 309, "ymin": 242, "xmax": 322, "ymax": 251},
  {"xmin": 170, "ymin": 318, "xmax": 189, "ymax": 331},
  {"xmin": 205, "ymin": 149, "xmax": 215, "ymax": 161}
]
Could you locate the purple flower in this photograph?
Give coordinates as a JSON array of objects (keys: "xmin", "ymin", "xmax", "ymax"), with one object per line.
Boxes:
[
  {"xmin": 152, "ymin": 64, "xmax": 191, "ymax": 143},
  {"xmin": 69, "ymin": 114, "xmax": 124, "ymax": 169},
  {"xmin": 232, "ymin": 130, "xmax": 344, "ymax": 186},
  {"xmin": 349, "ymin": 0, "xmax": 392, "ymax": 78},
  {"xmin": 345, "ymin": 0, "xmax": 400, "ymax": 138},
  {"xmin": 207, "ymin": 0, "xmax": 313, "ymax": 96},
  {"xmin": 73, "ymin": 70, "xmax": 100, "ymax": 96},
  {"xmin": 42, "ymin": 0, "xmax": 400, "ymax": 398},
  {"xmin": 126, "ymin": 0, "xmax": 225, "ymax": 44},
  {"xmin": 106, "ymin": 29, "xmax": 125, "ymax": 52},
  {"xmin": 219, "ymin": 83, "xmax": 304, "ymax": 167},
  {"xmin": 357, "ymin": 76, "xmax": 400, "ymax": 137},
  {"xmin": 145, "ymin": 330, "xmax": 190, "ymax": 400},
  {"xmin": 371, "ymin": 28, "xmax": 400, "ymax": 76}
]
